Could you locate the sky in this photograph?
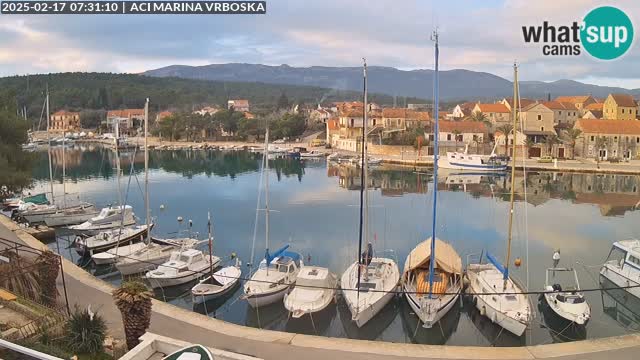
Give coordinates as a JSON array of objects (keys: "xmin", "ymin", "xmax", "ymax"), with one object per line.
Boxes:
[{"xmin": 1, "ymin": 0, "xmax": 639, "ymax": 88}]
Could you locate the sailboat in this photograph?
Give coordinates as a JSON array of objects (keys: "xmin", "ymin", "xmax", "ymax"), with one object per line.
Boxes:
[
  {"xmin": 340, "ymin": 59, "xmax": 400, "ymax": 328},
  {"xmin": 243, "ymin": 126, "xmax": 303, "ymax": 308},
  {"xmin": 402, "ymin": 31, "xmax": 463, "ymax": 328},
  {"xmin": 465, "ymin": 62, "xmax": 532, "ymax": 337}
]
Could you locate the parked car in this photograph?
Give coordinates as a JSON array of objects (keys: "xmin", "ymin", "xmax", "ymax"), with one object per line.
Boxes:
[
  {"xmin": 273, "ymin": 139, "xmax": 285, "ymax": 144},
  {"xmin": 310, "ymin": 139, "xmax": 326, "ymax": 147},
  {"xmin": 537, "ymin": 156, "xmax": 553, "ymax": 163}
]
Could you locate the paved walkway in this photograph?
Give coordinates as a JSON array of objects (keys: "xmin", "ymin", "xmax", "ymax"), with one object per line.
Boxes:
[{"xmin": 1, "ymin": 217, "xmax": 639, "ymax": 360}]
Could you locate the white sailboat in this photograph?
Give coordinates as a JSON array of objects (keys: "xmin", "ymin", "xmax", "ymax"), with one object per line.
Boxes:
[
  {"xmin": 115, "ymin": 237, "xmax": 200, "ymax": 275},
  {"xmin": 92, "ymin": 242, "xmax": 148, "ymax": 265},
  {"xmin": 402, "ymin": 32, "xmax": 463, "ymax": 328},
  {"xmin": 340, "ymin": 59, "xmax": 400, "ymax": 328},
  {"xmin": 465, "ymin": 62, "xmax": 532, "ymax": 337},
  {"xmin": 75, "ymin": 224, "xmax": 150, "ymax": 257},
  {"xmin": 68, "ymin": 205, "xmax": 136, "ymax": 235},
  {"xmin": 243, "ymin": 127, "xmax": 303, "ymax": 308}
]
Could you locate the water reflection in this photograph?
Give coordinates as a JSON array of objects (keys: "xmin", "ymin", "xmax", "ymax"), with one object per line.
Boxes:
[
  {"xmin": 336, "ymin": 296, "xmax": 399, "ymax": 341},
  {"xmin": 600, "ymin": 277, "xmax": 640, "ymax": 331},
  {"xmin": 400, "ymin": 298, "xmax": 461, "ymax": 345}
]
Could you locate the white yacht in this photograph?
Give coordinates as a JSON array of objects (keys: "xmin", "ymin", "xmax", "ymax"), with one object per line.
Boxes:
[
  {"xmin": 438, "ymin": 144, "xmax": 507, "ymax": 172},
  {"xmin": 284, "ymin": 265, "xmax": 337, "ymax": 318},
  {"xmin": 145, "ymin": 249, "xmax": 220, "ymax": 289},
  {"xmin": 92, "ymin": 242, "xmax": 148, "ymax": 265},
  {"xmin": 74, "ymin": 224, "xmax": 150, "ymax": 257},
  {"xmin": 18, "ymin": 203, "xmax": 58, "ymax": 224},
  {"xmin": 191, "ymin": 258, "xmax": 242, "ymax": 304},
  {"xmin": 244, "ymin": 246, "xmax": 303, "ymax": 308},
  {"xmin": 44, "ymin": 203, "xmax": 99, "ymax": 227},
  {"xmin": 69, "ymin": 205, "xmax": 136, "ymax": 234},
  {"xmin": 600, "ymin": 240, "xmax": 640, "ymax": 300},
  {"xmin": 115, "ymin": 237, "xmax": 201, "ymax": 275},
  {"xmin": 542, "ymin": 267, "xmax": 590, "ymax": 325},
  {"xmin": 402, "ymin": 238, "xmax": 462, "ymax": 328}
]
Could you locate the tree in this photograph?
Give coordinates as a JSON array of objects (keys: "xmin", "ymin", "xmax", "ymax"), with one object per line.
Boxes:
[
  {"xmin": 80, "ymin": 109, "xmax": 106, "ymax": 129},
  {"xmin": 113, "ymin": 280, "xmax": 152, "ymax": 350},
  {"xmin": 277, "ymin": 92, "xmax": 290, "ymax": 110},
  {"xmin": 452, "ymin": 129, "xmax": 462, "ymax": 149},
  {"xmin": 595, "ymin": 136, "xmax": 608, "ymax": 167},
  {"xmin": 497, "ymin": 124, "xmax": 513, "ymax": 156},
  {"xmin": 36, "ymin": 251, "xmax": 60, "ymax": 307},
  {"xmin": 545, "ymin": 134, "xmax": 559, "ymax": 157},
  {"xmin": 566, "ymin": 128, "xmax": 582, "ymax": 160},
  {"xmin": 0, "ymin": 90, "xmax": 34, "ymax": 192}
]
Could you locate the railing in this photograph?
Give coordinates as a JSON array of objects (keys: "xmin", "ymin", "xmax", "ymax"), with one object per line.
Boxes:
[{"xmin": 16, "ymin": 311, "xmax": 67, "ymax": 340}]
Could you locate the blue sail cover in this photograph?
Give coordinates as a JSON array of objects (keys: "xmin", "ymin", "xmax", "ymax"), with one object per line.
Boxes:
[
  {"xmin": 265, "ymin": 244, "xmax": 290, "ymax": 264},
  {"xmin": 486, "ymin": 252, "xmax": 508, "ymax": 278}
]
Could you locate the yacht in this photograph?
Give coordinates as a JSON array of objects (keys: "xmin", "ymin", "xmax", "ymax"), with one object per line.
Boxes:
[
  {"xmin": 541, "ymin": 267, "xmax": 590, "ymax": 325},
  {"xmin": 74, "ymin": 224, "xmax": 150, "ymax": 257},
  {"xmin": 92, "ymin": 242, "xmax": 148, "ymax": 265},
  {"xmin": 600, "ymin": 239, "xmax": 640, "ymax": 299},
  {"xmin": 145, "ymin": 249, "xmax": 221, "ymax": 289},
  {"xmin": 243, "ymin": 245, "xmax": 303, "ymax": 308},
  {"xmin": 115, "ymin": 237, "xmax": 201, "ymax": 276},
  {"xmin": 44, "ymin": 203, "xmax": 99, "ymax": 227},
  {"xmin": 402, "ymin": 238, "xmax": 462, "ymax": 328},
  {"xmin": 284, "ymin": 265, "xmax": 337, "ymax": 318},
  {"xmin": 191, "ymin": 257, "xmax": 242, "ymax": 304},
  {"xmin": 438, "ymin": 144, "xmax": 508, "ymax": 171},
  {"xmin": 69, "ymin": 205, "xmax": 136, "ymax": 235}
]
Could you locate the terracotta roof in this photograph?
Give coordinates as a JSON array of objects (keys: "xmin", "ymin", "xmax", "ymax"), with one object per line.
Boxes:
[
  {"xmin": 341, "ymin": 109, "xmax": 364, "ymax": 118},
  {"xmin": 108, "ymin": 109, "xmax": 144, "ymax": 118},
  {"xmin": 521, "ymin": 103, "xmax": 550, "ymax": 112},
  {"xmin": 585, "ymin": 110, "xmax": 603, "ymax": 118},
  {"xmin": 228, "ymin": 99, "xmax": 249, "ymax": 106},
  {"xmin": 609, "ymin": 93, "xmax": 636, "ymax": 107},
  {"xmin": 327, "ymin": 119, "xmax": 339, "ymax": 131},
  {"xmin": 382, "ymin": 108, "xmax": 408, "ymax": 118},
  {"xmin": 554, "ymin": 95, "xmax": 592, "ymax": 104},
  {"xmin": 460, "ymin": 102, "xmax": 477, "ymax": 110},
  {"xmin": 157, "ymin": 111, "xmax": 173, "ymax": 119},
  {"xmin": 503, "ymin": 98, "xmax": 536, "ymax": 108},
  {"xmin": 542, "ymin": 101, "xmax": 573, "ymax": 110},
  {"xmin": 243, "ymin": 112, "xmax": 255, "ymax": 119},
  {"xmin": 475, "ymin": 103, "xmax": 510, "ymax": 113},
  {"xmin": 585, "ymin": 103, "xmax": 604, "ymax": 111},
  {"xmin": 51, "ymin": 110, "xmax": 79, "ymax": 116},
  {"xmin": 438, "ymin": 120, "xmax": 486, "ymax": 133},
  {"xmin": 574, "ymin": 119, "xmax": 640, "ymax": 135}
]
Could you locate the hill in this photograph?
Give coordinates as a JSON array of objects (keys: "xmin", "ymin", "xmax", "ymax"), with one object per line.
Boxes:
[{"xmin": 144, "ymin": 63, "xmax": 640, "ymax": 100}]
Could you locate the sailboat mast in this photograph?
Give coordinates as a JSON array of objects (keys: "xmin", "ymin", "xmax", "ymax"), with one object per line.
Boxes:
[
  {"xmin": 45, "ymin": 86, "xmax": 54, "ymax": 204},
  {"xmin": 265, "ymin": 124, "xmax": 270, "ymax": 276},
  {"xmin": 428, "ymin": 30, "xmax": 440, "ymax": 299},
  {"xmin": 356, "ymin": 59, "xmax": 367, "ymax": 292},
  {"xmin": 363, "ymin": 58, "xmax": 370, "ymax": 253},
  {"xmin": 144, "ymin": 98, "xmax": 151, "ymax": 244},
  {"xmin": 504, "ymin": 62, "xmax": 519, "ymax": 288},
  {"xmin": 208, "ymin": 212, "xmax": 214, "ymax": 278},
  {"xmin": 62, "ymin": 131, "xmax": 66, "ymax": 209},
  {"xmin": 114, "ymin": 121, "xmax": 123, "ymax": 210}
]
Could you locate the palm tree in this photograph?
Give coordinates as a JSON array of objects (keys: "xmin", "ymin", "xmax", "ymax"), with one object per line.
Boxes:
[
  {"xmin": 113, "ymin": 280, "xmax": 152, "ymax": 350},
  {"xmin": 595, "ymin": 136, "xmax": 609, "ymax": 167},
  {"xmin": 524, "ymin": 138, "xmax": 535, "ymax": 159},
  {"xmin": 452, "ymin": 129, "xmax": 462, "ymax": 150},
  {"xmin": 566, "ymin": 128, "xmax": 582, "ymax": 159},
  {"xmin": 36, "ymin": 250, "xmax": 60, "ymax": 307},
  {"xmin": 497, "ymin": 124, "xmax": 513, "ymax": 156},
  {"xmin": 545, "ymin": 134, "xmax": 559, "ymax": 158}
]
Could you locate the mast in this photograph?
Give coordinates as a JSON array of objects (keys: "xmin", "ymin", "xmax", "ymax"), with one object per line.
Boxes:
[
  {"xmin": 363, "ymin": 58, "xmax": 370, "ymax": 254},
  {"xmin": 114, "ymin": 121, "xmax": 123, "ymax": 211},
  {"xmin": 356, "ymin": 59, "xmax": 367, "ymax": 294},
  {"xmin": 62, "ymin": 130, "xmax": 66, "ymax": 209},
  {"xmin": 504, "ymin": 62, "xmax": 519, "ymax": 289},
  {"xmin": 45, "ymin": 86, "xmax": 54, "ymax": 204},
  {"xmin": 144, "ymin": 98, "xmax": 151, "ymax": 244},
  {"xmin": 264, "ymin": 122, "xmax": 270, "ymax": 276},
  {"xmin": 208, "ymin": 212, "xmax": 214, "ymax": 278},
  {"xmin": 427, "ymin": 29, "xmax": 440, "ymax": 299}
]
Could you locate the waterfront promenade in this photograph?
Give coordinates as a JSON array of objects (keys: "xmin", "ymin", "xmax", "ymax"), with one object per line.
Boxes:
[{"xmin": 1, "ymin": 216, "xmax": 639, "ymax": 359}]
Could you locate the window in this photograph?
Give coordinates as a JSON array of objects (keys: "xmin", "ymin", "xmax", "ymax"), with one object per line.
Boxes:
[
  {"xmin": 447, "ymin": 134, "xmax": 452, "ymax": 141},
  {"xmin": 637, "ymin": 137, "xmax": 640, "ymax": 144},
  {"xmin": 628, "ymin": 255, "xmax": 640, "ymax": 267},
  {"xmin": 591, "ymin": 136, "xmax": 595, "ymax": 142},
  {"xmin": 622, "ymin": 109, "xmax": 625, "ymax": 114},
  {"xmin": 559, "ymin": 111, "xmax": 562, "ymax": 115},
  {"xmin": 537, "ymin": 114, "xmax": 542, "ymax": 120},
  {"xmin": 614, "ymin": 136, "xmax": 618, "ymax": 142},
  {"xmin": 541, "ymin": 127, "xmax": 545, "ymax": 131}
]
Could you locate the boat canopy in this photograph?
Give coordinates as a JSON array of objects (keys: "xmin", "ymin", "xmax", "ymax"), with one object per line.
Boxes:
[
  {"xmin": 23, "ymin": 193, "xmax": 49, "ymax": 205},
  {"xmin": 404, "ymin": 237, "xmax": 462, "ymax": 275}
]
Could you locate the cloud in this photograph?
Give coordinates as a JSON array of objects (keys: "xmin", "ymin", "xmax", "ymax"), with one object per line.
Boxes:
[{"xmin": 0, "ymin": 0, "xmax": 639, "ymax": 87}]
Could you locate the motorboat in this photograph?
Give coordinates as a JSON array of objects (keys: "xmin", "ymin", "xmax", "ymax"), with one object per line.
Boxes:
[
  {"xmin": 91, "ymin": 242, "xmax": 147, "ymax": 265},
  {"xmin": 43, "ymin": 203, "xmax": 99, "ymax": 227},
  {"xmin": 284, "ymin": 265, "xmax": 337, "ymax": 318},
  {"xmin": 341, "ymin": 244, "xmax": 400, "ymax": 328},
  {"xmin": 466, "ymin": 253, "xmax": 532, "ymax": 336},
  {"xmin": 74, "ymin": 224, "xmax": 150, "ymax": 257},
  {"xmin": 162, "ymin": 344, "xmax": 213, "ymax": 360},
  {"xmin": 326, "ymin": 152, "xmax": 339, "ymax": 161},
  {"xmin": 145, "ymin": 249, "xmax": 221, "ymax": 289},
  {"xmin": 540, "ymin": 267, "xmax": 590, "ymax": 325},
  {"xmin": 438, "ymin": 144, "xmax": 508, "ymax": 171},
  {"xmin": 300, "ymin": 150, "xmax": 326, "ymax": 158},
  {"xmin": 68, "ymin": 205, "xmax": 136, "ymax": 235},
  {"xmin": 600, "ymin": 239, "xmax": 640, "ymax": 299},
  {"xmin": 402, "ymin": 238, "xmax": 462, "ymax": 328},
  {"xmin": 16, "ymin": 203, "xmax": 58, "ymax": 224},
  {"xmin": 191, "ymin": 257, "xmax": 242, "ymax": 304},
  {"xmin": 243, "ymin": 245, "xmax": 303, "ymax": 308},
  {"xmin": 115, "ymin": 237, "xmax": 201, "ymax": 275}
]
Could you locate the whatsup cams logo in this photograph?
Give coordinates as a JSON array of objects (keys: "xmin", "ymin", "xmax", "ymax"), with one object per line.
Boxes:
[{"xmin": 522, "ymin": 6, "xmax": 633, "ymax": 60}]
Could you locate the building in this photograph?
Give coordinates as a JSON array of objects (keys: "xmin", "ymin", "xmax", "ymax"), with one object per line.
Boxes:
[
  {"xmin": 227, "ymin": 99, "xmax": 250, "ymax": 112},
  {"xmin": 542, "ymin": 101, "xmax": 579, "ymax": 126},
  {"xmin": 194, "ymin": 106, "xmax": 220, "ymax": 116},
  {"xmin": 500, "ymin": 97, "xmax": 537, "ymax": 111},
  {"xmin": 309, "ymin": 109, "xmax": 332, "ymax": 124},
  {"xmin": 107, "ymin": 109, "xmax": 145, "ymax": 133},
  {"xmin": 50, "ymin": 110, "xmax": 80, "ymax": 132},
  {"xmin": 554, "ymin": 95, "xmax": 596, "ymax": 115},
  {"xmin": 519, "ymin": 103, "xmax": 555, "ymax": 133},
  {"xmin": 437, "ymin": 120, "xmax": 486, "ymax": 143},
  {"xmin": 407, "ymin": 103, "xmax": 432, "ymax": 111},
  {"xmin": 472, "ymin": 103, "xmax": 511, "ymax": 126},
  {"xmin": 155, "ymin": 111, "xmax": 173, "ymax": 122},
  {"xmin": 494, "ymin": 128, "xmax": 528, "ymax": 157},
  {"xmin": 326, "ymin": 118, "xmax": 339, "ymax": 144},
  {"xmin": 603, "ymin": 93, "xmax": 637, "ymax": 120},
  {"xmin": 451, "ymin": 102, "xmax": 477, "ymax": 119},
  {"xmin": 582, "ymin": 109, "xmax": 603, "ymax": 119},
  {"xmin": 573, "ymin": 119, "xmax": 640, "ymax": 160}
]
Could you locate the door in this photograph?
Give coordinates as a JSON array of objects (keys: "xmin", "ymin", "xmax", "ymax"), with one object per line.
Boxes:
[
  {"xmin": 529, "ymin": 147, "xmax": 541, "ymax": 158},
  {"xmin": 558, "ymin": 148, "xmax": 565, "ymax": 159}
]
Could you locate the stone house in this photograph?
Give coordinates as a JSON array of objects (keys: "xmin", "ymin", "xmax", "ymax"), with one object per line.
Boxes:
[
  {"xmin": 554, "ymin": 95, "xmax": 596, "ymax": 116},
  {"xmin": 50, "ymin": 110, "xmax": 80, "ymax": 132},
  {"xmin": 573, "ymin": 119, "xmax": 640, "ymax": 160},
  {"xmin": 472, "ymin": 103, "xmax": 511, "ymax": 126},
  {"xmin": 500, "ymin": 97, "xmax": 536, "ymax": 111},
  {"xmin": 542, "ymin": 101, "xmax": 579, "ymax": 126},
  {"xmin": 437, "ymin": 120, "xmax": 486, "ymax": 143},
  {"xmin": 603, "ymin": 93, "xmax": 637, "ymax": 120}
]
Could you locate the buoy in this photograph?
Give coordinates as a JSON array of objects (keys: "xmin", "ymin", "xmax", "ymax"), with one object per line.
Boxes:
[
  {"xmin": 514, "ymin": 257, "xmax": 522, "ymax": 267},
  {"xmin": 552, "ymin": 250, "xmax": 561, "ymax": 261},
  {"xmin": 160, "ymin": 204, "xmax": 165, "ymax": 210},
  {"xmin": 177, "ymin": 216, "xmax": 183, "ymax": 222},
  {"xmin": 231, "ymin": 252, "xmax": 237, "ymax": 259}
]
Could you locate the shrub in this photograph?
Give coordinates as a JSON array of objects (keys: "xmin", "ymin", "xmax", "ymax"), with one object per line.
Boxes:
[{"xmin": 64, "ymin": 306, "xmax": 107, "ymax": 354}]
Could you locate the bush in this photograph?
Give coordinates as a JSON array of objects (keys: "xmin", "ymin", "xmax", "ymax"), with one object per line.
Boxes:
[{"xmin": 65, "ymin": 306, "xmax": 107, "ymax": 354}]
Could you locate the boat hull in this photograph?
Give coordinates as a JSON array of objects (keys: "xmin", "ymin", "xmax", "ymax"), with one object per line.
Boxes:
[
  {"xmin": 350, "ymin": 286, "xmax": 396, "ymax": 328},
  {"xmin": 44, "ymin": 210, "xmax": 99, "ymax": 227},
  {"xmin": 246, "ymin": 284, "xmax": 291, "ymax": 308},
  {"xmin": 192, "ymin": 280, "xmax": 239, "ymax": 304},
  {"xmin": 74, "ymin": 227, "xmax": 148, "ymax": 257},
  {"xmin": 404, "ymin": 285, "xmax": 460, "ymax": 328},
  {"xmin": 438, "ymin": 158, "xmax": 507, "ymax": 172},
  {"xmin": 600, "ymin": 264, "xmax": 640, "ymax": 299},
  {"xmin": 543, "ymin": 294, "xmax": 590, "ymax": 325},
  {"xmin": 284, "ymin": 290, "xmax": 335, "ymax": 318},
  {"xmin": 69, "ymin": 218, "xmax": 137, "ymax": 235}
]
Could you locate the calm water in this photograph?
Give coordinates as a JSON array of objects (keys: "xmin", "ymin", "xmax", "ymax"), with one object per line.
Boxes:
[{"xmin": 31, "ymin": 144, "xmax": 640, "ymax": 346}]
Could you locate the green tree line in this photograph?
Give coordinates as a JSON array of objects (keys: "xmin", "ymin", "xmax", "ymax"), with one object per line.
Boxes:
[{"xmin": 0, "ymin": 90, "xmax": 34, "ymax": 193}]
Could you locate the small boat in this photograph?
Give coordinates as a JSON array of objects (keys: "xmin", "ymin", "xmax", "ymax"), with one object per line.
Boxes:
[
  {"xmin": 600, "ymin": 239, "xmax": 640, "ymax": 300},
  {"xmin": 284, "ymin": 265, "xmax": 337, "ymax": 318},
  {"xmin": 115, "ymin": 237, "xmax": 201, "ymax": 275},
  {"xmin": 43, "ymin": 203, "xmax": 99, "ymax": 227},
  {"xmin": 145, "ymin": 249, "xmax": 221, "ymax": 289},
  {"xmin": 69, "ymin": 205, "xmax": 136, "ymax": 235},
  {"xmin": 74, "ymin": 224, "xmax": 150, "ymax": 257},
  {"xmin": 162, "ymin": 344, "xmax": 213, "ymax": 360},
  {"xmin": 438, "ymin": 144, "xmax": 508, "ymax": 171},
  {"xmin": 244, "ymin": 245, "xmax": 303, "ymax": 308},
  {"xmin": 327, "ymin": 152, "xmax": 339, "ymax": 161},
  {"xmin": 91, "ymin": 242, "xmax": 148, "ymax": 265},
  {"xmin": 540, "ymin": 267, "xmax": 590, "ymax": 325},
  {"xmin": 16, "ymin": 203, "xmax": 58, "ymax": 224},
  {"xmin": 402, "ymin": 238, "xmax": 463, "ymax": 328},
  {"xmin": 191, "ymin": 257, "xmax": 242, "ymax": 304},
  {"xmin": 300, "ymin": 150, "xmax": 325, "ymax": 158}
]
